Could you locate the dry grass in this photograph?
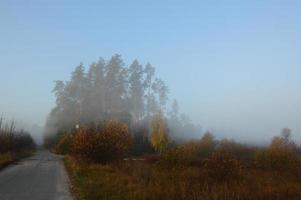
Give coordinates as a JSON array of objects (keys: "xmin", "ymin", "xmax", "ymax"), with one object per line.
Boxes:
[
  {"xmin": 0, "ymin": 152, "xmax": 16, "ymax": 169},
  {"xmin": 65, "ymin": 153, "xmax": 301, "ymax": 200},
  {"xmin": 0, "ymin": 151, "xmax": 35, "ymax": 169}
]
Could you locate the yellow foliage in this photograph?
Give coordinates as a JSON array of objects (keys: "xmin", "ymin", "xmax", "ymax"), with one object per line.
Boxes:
[
  {"xmin": 150, "ymin": 115, "xmax": 169, "ymax": 153},
  {"xmin": 72, "ymin": 120, "xmax": 133, "ymax": 163},
  {"xmin": 255, "ymin": 130, "xmax": 299, "ymax": 170},
  {"xmin": 0, "ymin": 152, "xmax": 16, "ymax": 167}
]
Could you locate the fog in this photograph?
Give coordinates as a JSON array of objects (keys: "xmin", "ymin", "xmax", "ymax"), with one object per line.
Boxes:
[
  {"xmin": 1, "ymin": 1, "xmax": 301, "ymax": 144},
  {"xmin": 2, "ymin": 60, "xmax": 301, "ymax": 144}
]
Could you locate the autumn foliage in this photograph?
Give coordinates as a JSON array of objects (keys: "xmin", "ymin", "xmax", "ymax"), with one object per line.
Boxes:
[
  {"xmin": 48, "ymin": 121, "xmax": 301, "ymax": 199},
  {"xmin": 0, "ymin": 119, "xmax": 35, "ymax": 154},
  {"xmin": 52, "ymin": 120, "xmax": 133, "ymax": 163},
  {"xmin": 255, "ymin": 128, "xmax": 299, "ymax": 170},
  {"xmin": 150, "ymin": 114, "xmax": 169, "ymax": 154},
  {"xmin": 0, "ymin": 118, "xmax": 35, "ymax": 168}
]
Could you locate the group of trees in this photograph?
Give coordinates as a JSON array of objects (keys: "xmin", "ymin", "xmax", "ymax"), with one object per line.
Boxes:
[
  {"xmin": 45, "ymin": 54, "xmax": 201, "ymax": 155},
  {"xmin": 0, "ymin": 118, "xmax": 35, "ymax": 154},
  {"xmin": 46, "ymin": 55, "xmax": 168, "ymax": 131}
]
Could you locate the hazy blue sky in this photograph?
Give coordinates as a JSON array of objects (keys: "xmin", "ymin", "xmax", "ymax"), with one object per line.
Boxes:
[{"xmin": 1, "ymin": 0, "xmax": 301, "ymax": 142}]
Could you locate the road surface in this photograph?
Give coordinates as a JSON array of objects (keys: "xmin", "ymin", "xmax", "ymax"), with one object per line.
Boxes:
[{"xmin": 0, "ymin": 151, "xmax": 73, "ymax": 200}]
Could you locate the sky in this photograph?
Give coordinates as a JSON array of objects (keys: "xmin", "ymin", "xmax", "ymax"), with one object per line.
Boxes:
[{"xmin": 1, "ymin": 0, "xmax": 301, "ymax": 143}]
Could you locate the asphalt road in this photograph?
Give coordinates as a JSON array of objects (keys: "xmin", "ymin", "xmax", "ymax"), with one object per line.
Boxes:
[{"xmin": 0, "ymin": 150, "xmax": 73, "ymax": 200}]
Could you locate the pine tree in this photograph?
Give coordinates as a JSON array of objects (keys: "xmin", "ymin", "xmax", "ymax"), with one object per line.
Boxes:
[
  {"xmin": 129, "ymin": 59, "xmax": 144, "ymax": 123},
  {"xmin": 105, "ymin": 54, "xmax": 128, "ymax": 120}
]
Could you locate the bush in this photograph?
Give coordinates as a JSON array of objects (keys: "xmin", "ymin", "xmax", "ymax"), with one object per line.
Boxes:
[
  {"xmin": 162, "ymin": 132, "xmax": 217, "ymax": 166},
  {"xmin": 0, "ymin": 119, "xmax": 35, "ymax": 154},
  {"xmin": 255, "ymin": 130, "xmax": 299, "ymax": 170},
  {"xmin": 54, "ymin": 133, "xmax": 72, "ymax": 155},
  {"xmin": 204, "ymin": 151, "xmax": 244, "ymax": 182},
  {"xmin": 255, "ymin": 147, "xmax": 299, "ymax": 170},
  {"xmin": 72, "ymin": 120, "xmax": 133, "ymax": 163},
  {"xmin": 219, "ymin": 139, "xmax": 257, "ymax": 165},
  {"xmin": 0, "ymin": 152, "xmax": 16, "ymax": 168}
]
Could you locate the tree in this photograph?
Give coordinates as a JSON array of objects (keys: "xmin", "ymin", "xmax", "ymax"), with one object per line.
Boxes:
[
  {"xmin": 105, "ymin": 54, "xmax": 129, "ymax": 120},
  {"xmin": 129, "ymin": 60, "xmax": 144, "ymax": 123},
  {"xmin": 168, "ymin": 99, "xmax": 181, "ymax": 137},
  {"xmin": 169, "ymin": 99, "xmax": 179, "ymax": 122},
  {"xmin": 150, "ymin": 114, "xmax": 169, "ymax": 154},
  {"xmin": 86, "ymin": 58, "xmax": 106, "ymax": 121},
  {"xmin": 143, "ymin": 63, "xmax": 157, "ymax": 119},
  {"xmin": 153, "ymin": 78, "xmax": 168, "ymax": 113},
  {"xmin": 271, "ymin": 128, "xmax": 296, "ymax": 150},
  {"xmin": 45, "ymin": 55, "xmax": 196, "ymax": 148},
  {"xmin": 281, "ymin": 128, "xmax": 292, "ymax": 145},
  {"xmin": 52, "ymin": 80, "xmax": 65, "ymax": 106},
  {"xmin": 66, "ymin": 63, "xmax": 88, "ymax": 124}
]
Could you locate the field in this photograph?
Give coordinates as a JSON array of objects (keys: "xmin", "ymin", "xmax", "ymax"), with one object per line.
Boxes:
[
  {"xmin": 65, "ymin": 154, "xmax": 301, "ymax": 200},
  {"xmin": 47, "ymin": 121, "xmax": 301, "ymax": 200}
]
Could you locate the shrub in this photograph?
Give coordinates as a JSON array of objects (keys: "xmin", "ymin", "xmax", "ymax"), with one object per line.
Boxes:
[
  {"xmin": 0, "ymin": 119, "xmax": 35, "ymax": 154},
  {"xmin": 204, "ymin": 151, "xmax": 244, "ymax": 182},
  {"xmin": 255, "ymin": 129, "xmax": 299, "ymax": 170},
  {"xmin": 255, "ymin": 147, "xmax": 299, "ymax": 170},
  {"xmin": 219, "ymin": 139, "xmax": 257, "ymax": 164},
  {"xmin": 72, "ymin": 120, "xmax": 133, "ymax": 163},
  {"xmin": 162, "ymin": 132, "xmax": 217, "ymax": 166},
  {"xmin": 0, "ymin": 152, "xmax": 16, "ymax": 167},
  {"xmin": 54, "ymin": 133, "xmax": 72, "ymax": 155}
]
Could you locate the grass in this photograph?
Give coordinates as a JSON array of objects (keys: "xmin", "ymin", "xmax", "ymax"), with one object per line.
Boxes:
[
  {"xmin": 64, "ymin": 156, "xmax": 145, "ymax": 200},
  {"xmin": 64, "ymin": 155, "xmax": 301, "ymax": 200},
  {"xmin": 0, "ymin": 151, "xmax": 35, "ymax": 170},
  {"xmin": 0, "ymin": 152, "xmax": 16, "ymax": 169}
]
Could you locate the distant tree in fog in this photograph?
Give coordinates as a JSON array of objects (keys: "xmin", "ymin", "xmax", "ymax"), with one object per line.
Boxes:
[
  {"xmin": 143, "ymin": 63, "xmax": 158, "ymax": 120},
  {"xmin": 104, "ymin": 54, "xmax": 128, "ymax": 119},
  {"xmin": 153, "ymin": 78, "xmax": 168, "ymax": 114},
  {"xmin": 129, "ymin": 60, "xmax": 144, "ymax": 123},
  {"xmin": 168, "ymin": 101, "xmax": 202, "ymax": 139},
  {"xmin": 169, "ymin": 99, "xmax": 179, "ymax": 123},
  {"xmin": 86, "ymin": 58, "xmax": 106, "ymax": 121},
  {"xmin": 45, "ymin": 54, "xmax": 200, "ymax": 141}
]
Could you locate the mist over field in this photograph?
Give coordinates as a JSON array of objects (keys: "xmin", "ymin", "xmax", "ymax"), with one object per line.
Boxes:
[{"xmin": 1, "ymin": 0, "xmax": 301, "ymax": 144}]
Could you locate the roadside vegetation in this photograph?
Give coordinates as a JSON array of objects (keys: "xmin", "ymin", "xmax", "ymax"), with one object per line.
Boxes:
[
  {"xmin": 45, "ymin": 56, "xmax": 301, "ymax": 199},
  {"xmin": 50, "ymin": 124, "xmax": 301, "ymax": 200},
  {"xmin": 0, "ymin": 118, "xmax": 36, "ymax": 168}
]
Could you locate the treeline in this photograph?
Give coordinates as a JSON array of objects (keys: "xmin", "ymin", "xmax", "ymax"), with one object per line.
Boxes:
[
  {"xmin": 0, "ymin": 118, "xmax": 35, "ymax": 167},
  {"xmin": 45, "ymin": 54, "xmax": 200, "ymax": 153}
]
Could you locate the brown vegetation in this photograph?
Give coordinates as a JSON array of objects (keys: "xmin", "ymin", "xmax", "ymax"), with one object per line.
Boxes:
[
  {"xmin": 49, "ymin": 124, "xmax": 301, "ymax": 200},
  {"xmin": 0, "ymin": 118, "xmax": 35, "ymax": 168},
  {"xmin": 49, "ymin": 120, "xmax": 133, "ymax": 163}
]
